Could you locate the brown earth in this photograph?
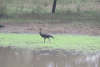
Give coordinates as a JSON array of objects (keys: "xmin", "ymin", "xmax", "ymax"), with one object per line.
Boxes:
[{"xmin": 0, "ymin": 22, "xmax": 100, "ymax": 36}]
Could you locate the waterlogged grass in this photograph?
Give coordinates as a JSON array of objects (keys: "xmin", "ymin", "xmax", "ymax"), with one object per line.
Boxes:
[{"xmin": 0, "ymin": 33, "xmax": 100, "ymax": 54}]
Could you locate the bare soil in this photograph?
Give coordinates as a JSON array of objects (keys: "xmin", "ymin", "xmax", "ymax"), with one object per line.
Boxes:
[{"xmin": 0, "ymin": 22, "xmax": 100, "ymax": 36}]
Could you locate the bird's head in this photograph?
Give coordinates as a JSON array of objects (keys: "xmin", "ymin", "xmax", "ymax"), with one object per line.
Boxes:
[{"xmin": 39, "ymin": 28, "xmax": 42, "ymax": 30}]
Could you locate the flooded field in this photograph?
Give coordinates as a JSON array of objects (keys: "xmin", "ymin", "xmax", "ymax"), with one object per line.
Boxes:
[{"xmin": 0, "ymin": 46, "xmax": 100, "ymax": 67}]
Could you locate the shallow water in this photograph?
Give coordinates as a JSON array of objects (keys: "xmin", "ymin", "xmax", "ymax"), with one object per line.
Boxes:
[{"xmin": 0, "ymin": 46, "xmax": 100, "ymax": 67}]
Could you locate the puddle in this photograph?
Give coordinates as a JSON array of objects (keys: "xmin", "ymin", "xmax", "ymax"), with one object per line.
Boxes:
[{"xmin": 0, "ymin": 46, "xmax": 100, "ymax": 67}]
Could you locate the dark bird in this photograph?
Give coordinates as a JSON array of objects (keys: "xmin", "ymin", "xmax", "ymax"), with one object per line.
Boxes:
[
  {"xmin": 39, "ymin": 28, "xmax": 54, "ymax": 43},
  {"xmin": 0, "ymin": 24, "xmax": 5, "ymax": 28}
]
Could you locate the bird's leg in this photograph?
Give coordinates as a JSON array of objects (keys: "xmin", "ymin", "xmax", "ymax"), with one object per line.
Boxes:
[
  {"xmin": 44, "ymin": 38, "xmax": 45, "ymax": 43},
  {"xmin": 49, "ymin": 38, "xmax": 50, "ymax": 42}
]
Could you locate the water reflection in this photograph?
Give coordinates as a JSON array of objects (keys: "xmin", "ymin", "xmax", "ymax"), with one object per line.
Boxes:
[{"xmin": 0, "ymin": 46, "xmax": 100, "ymax": 67}]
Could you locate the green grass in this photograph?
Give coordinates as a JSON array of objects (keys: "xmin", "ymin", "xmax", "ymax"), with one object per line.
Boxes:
[
  {"xmin": 0, "ymin": 0, "xmax": 100, "ymax": 25},
  {"xmin": 0, "ymin": 33, "xmax": 100, "ymax": 54},
  {"xmin": 3, "ymin": 0, "xmax": 100, "ymax": 14}
]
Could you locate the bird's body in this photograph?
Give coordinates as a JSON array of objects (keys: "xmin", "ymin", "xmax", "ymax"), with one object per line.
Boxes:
[
  {"xmin": 39, "ymin": 28, "xmax": 54, "ymax": 43},
  {"xmin": 40, "ymin": 32, "xmax": 54, "ymax": 39},
  {"xmin": 0, "ymin": 24, "xmax": 5, "ymax": 28}
]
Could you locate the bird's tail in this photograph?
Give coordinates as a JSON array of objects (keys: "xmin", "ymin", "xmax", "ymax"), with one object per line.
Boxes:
[{"xmin": 51, "ymin": 36, "xmax": 54, "ymax": 39}]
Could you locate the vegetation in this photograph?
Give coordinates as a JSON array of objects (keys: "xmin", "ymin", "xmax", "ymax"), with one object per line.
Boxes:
[
  {"xmin": 0, "ymin": 33, "xmax": 100, "ymax": 54},
  {"xmin": 0, "ymin": 0, "xmax": 100, "ymax": 23}
]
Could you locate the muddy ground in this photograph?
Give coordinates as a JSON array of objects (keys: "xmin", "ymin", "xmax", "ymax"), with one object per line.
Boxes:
[{"xmin": 0, "ymin": 22, "xmax": 100, "ymax": 36}]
